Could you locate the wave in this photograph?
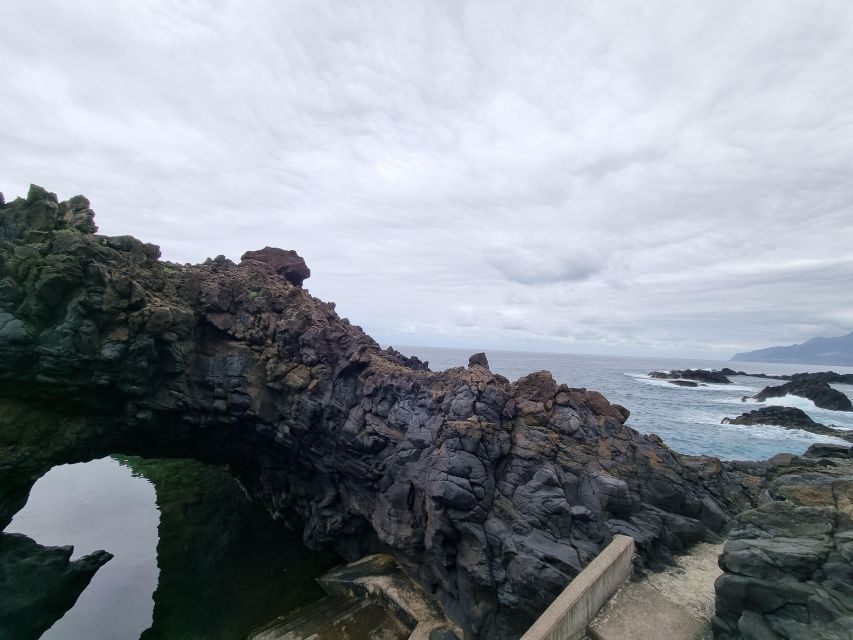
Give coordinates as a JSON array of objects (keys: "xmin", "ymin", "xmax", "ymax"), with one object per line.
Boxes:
[
  {"xmin": 717, "ymin": 421, "xmax": 850, "ymax": 445},
  {"xmin": 626, "ymin": 373, "xmax": 754, "ymax": 392},
  {"xmin": 741, "ymin": 394, "xmax": 853, "ymax": 430}
]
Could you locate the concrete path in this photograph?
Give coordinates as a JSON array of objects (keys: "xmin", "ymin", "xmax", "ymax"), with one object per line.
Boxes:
[{"xmin": 588, "ymin": 542, "xmax": 722, "ymax": 640}]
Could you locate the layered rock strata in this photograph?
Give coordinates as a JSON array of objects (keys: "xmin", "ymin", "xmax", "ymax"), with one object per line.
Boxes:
[
  {"xmin": 713, "ymin": 444, "xmax": 853, "ymax": 639},
  {"xmin": 0, "ymin": 186, "xmax": 763, "ymax": 638}
]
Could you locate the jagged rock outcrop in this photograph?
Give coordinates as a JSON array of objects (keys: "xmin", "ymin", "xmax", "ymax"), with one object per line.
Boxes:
[
  {"xmin": 240, "ymin": 247, "xmax": 310, "ymax": 287},
  {"xmin": 0, "ymin": 533, "xmax": 112, "ymax": 640},
  {"xmin": 754, "ymin": 379, "xmax": 853, "ymax": 412},
  {"xmin": 721, "ymin": 407, "xmax": 853, "ymax": 443},
  {"xmin": 725, "ymin": 371, "xmax": 853, "ymax": 385},
  {"xmin": 650, "ymin": 369, "xmax": 732, "ymax": 384},
  {"xmin": 713, "ymin": 444, "xmax": 853, "ymax": 639},
  {"xmin": 0, "ymin": 186, "xmax": 764, "ymax": 638}
]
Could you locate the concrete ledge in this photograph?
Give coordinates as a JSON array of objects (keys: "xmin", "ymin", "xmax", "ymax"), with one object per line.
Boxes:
[
  {"xmin": 319, "ymin": 553, "xmax": 463, "ymax": 640},
  {"xmin": 520, "ymin": 535, "xmax": 635, "ymax": 640}
]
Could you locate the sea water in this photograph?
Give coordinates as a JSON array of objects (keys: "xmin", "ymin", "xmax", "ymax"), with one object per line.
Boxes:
[{"xmin": 401, "ymin": 346, "xmax": 853, "ymax": 461}]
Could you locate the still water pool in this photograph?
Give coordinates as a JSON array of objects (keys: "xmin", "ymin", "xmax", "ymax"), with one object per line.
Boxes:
[{"xmin": 3, "ymin": 456, "xmax": 339, "ymax": 640}]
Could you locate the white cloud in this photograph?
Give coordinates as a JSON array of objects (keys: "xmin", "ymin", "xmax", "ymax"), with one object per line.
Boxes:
[{"xmin": 2, "ymin": 0, "xmax": 853, "ymax": 358}]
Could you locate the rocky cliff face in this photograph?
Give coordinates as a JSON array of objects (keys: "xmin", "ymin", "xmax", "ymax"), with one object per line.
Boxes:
[
  {"xmin": 0, "ymin": 186, "xmax": 762, "ymax": 638},
  {"xmin": 713, "ymin": 444, "xmax": 853, "ymax": 640}
]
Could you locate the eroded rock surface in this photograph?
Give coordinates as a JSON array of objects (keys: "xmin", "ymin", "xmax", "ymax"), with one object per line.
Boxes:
[
  {"xmin": 0, "ymin": 186, "xmax": 764, "ymax": 638},
  {"xmin": 713, "ymin": 444, "xmax": 853, "ymax": 640}
]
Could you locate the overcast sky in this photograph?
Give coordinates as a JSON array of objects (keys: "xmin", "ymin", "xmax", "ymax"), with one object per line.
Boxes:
[{"xmin": 2, "ymin": 1, "xmax": 852, "ymax": 359}]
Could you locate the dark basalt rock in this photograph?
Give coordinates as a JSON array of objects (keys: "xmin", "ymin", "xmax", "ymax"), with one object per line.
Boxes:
[
  {"xmin": 754, "ymin": 379, "xmax": 853, "ymax": 412},
  {"xmin": 0, "ymin": 186, "xmax": 764, "ymax": 639},
  {"xmin": 723, "ymin": 406, "xmax": 816, "ymax": 429},
  {"xmin": 0, "ymin": 532, "xmax": 112, "ymax": 640},
  {"xmin": 468, "ymin": 352, "xmax": 489, "ymax": 369},
  {"xmin": 788, "ymin": 371, "xmax": 853, "ymax": 385},
  {"xmin": 240, "ymin": 246, "xmax": 310, "ymax": 286},
  {"xmin": 712, "ymin": 446, "xmax": 853, "ymax": 639},
  {"xmin": 384, "ymin": 346, "xmax": 430, "ymax": 372},
  {"xmin": 721, "ymin": 407, "xmax": 853, "ymax": 443},
  {"xmin": 649, "ymin": 369, "xmax": 732, "ymax": 384},
  {"xmin": 668, "ymin": 380, "xmax": 700, "ymax": 387}
]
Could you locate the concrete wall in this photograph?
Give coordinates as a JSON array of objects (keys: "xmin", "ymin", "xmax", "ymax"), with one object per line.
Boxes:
[{"xmin": 520, "ymin": 534, "xmax": 635, "ymax": 640}]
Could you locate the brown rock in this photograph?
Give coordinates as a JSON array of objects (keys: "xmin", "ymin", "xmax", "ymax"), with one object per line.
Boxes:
[{"xmin": 240, "ymin": 247, "xmax": 310, "ymax": 286}]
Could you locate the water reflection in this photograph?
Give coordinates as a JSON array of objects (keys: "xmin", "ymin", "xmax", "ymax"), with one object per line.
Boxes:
[
  {"xmin": 2, "ymin": 455, "xmax": 340, "ymax": 640},
  {"xmin": 7, "ymin": 457, "xmax": 160, "ymax": 640}
]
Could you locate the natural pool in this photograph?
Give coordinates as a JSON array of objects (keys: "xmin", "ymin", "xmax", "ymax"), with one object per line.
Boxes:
[{"xmin": 1, "ymin": 455, "xmax": 340, "ymax": 640}]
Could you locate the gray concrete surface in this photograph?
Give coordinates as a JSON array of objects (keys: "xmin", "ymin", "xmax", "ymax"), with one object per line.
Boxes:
[
  {"xmin": 520, "ymin": 535, "xmax": 635, "ymax": 640},
  {"xmin": 588, "ymin": 542, "xmax": 722, "ymax": 640}
]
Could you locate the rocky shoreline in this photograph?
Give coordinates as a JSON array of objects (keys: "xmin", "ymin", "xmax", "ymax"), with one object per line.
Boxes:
[{"xmin": 1, "ymin": 186, "xmax": 851, "ymax": 639}]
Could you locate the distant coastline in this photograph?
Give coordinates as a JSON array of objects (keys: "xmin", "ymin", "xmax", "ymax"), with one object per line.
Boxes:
[{"xmin": 731, "ymin": 330, "xmax": 853, "ymax": 366}]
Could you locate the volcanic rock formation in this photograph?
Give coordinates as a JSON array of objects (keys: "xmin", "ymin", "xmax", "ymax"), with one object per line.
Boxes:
[
  {"xmin": 0, "ymin": 186, "xmax": 764, "ymax": 638},
  {"xmin": 754, "ymin": 379, "xmax": 853, "ymax": 412},
  {"xmin": 713, "ymin": 444, "xmax": 853, "ymax": 639},
  {"xmin": 649, "ymin": 369, "xmax": 732, "ymax": 384},
  {"xmin": 721, "ymin": 407, "xmax": 853, "ymax": 443},
  {"xmin": 0, "ymin": 533, "xmax": 112, "ymax": 640}
]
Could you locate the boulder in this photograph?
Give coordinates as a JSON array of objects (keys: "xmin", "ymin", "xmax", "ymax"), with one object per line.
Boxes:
[
  {"xmin": 240, "ymin": 247, "xmax": 310, "ymax": 286},
  {"xmin": 468, "ymin": 352, "xmax": 489, "ymax": 369}
]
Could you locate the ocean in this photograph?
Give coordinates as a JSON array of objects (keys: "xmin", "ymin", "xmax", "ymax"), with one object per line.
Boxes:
[{"xmin": 399, "ymin": 346, "xmax": 853, "ymax": 461}]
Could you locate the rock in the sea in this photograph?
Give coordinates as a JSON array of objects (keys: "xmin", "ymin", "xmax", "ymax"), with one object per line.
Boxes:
[
  {"xmin": 754, "ymin": 379, "xmax": 853, "ymax": 411},
  {"xmin": 650, "ymin": 369, "xmax": 732, "ymax": 384},
  {"xmin": 240, "ymin": 246, "xmax": 310, "ymax": 286},
  {"xmin": 722, "ymin": 406, "xmax": 816, "ymax": 429},
  {"xmin": 668, "ymin": 380, "xmax": 700, "ymax": 387},
  {"xmin": 721, "ymin": 406, "xmax": 853, "ymax": 443},
  {"xmin": 0, "ymin": 186, "xmax": 764, "ymax": 639},
  {"xmin": 713, "ymin": 446, "xmax": 853, "ymax": 639}
]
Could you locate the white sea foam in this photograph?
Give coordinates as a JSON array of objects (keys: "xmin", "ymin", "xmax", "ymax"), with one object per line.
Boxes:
[
  {"xmin": 626, "ymin": 373, "xmax": 753, "ymax": 392},
  {"xmin": 718, "ymin": 421, "xmax": 849, "ymax": 445},
  {"xmin": 746, "ymin": 394, "xmax": 853, "ymax": 430}
]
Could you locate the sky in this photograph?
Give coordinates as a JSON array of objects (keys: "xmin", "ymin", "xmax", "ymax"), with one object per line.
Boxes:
[{"xmin": 2, "ymin": 1, "xmax": 853, "ymax": 359}]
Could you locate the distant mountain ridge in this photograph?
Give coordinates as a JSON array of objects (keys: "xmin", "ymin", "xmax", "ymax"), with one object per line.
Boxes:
[{"xmin": 731, "ymin": 330, "xmax": 853, "ymax": 366}]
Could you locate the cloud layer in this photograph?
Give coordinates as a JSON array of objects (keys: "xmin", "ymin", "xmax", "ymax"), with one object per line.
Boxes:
[{"xmin": 2, "ymin": 0, "xmax": 852, "ymax": 357}]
